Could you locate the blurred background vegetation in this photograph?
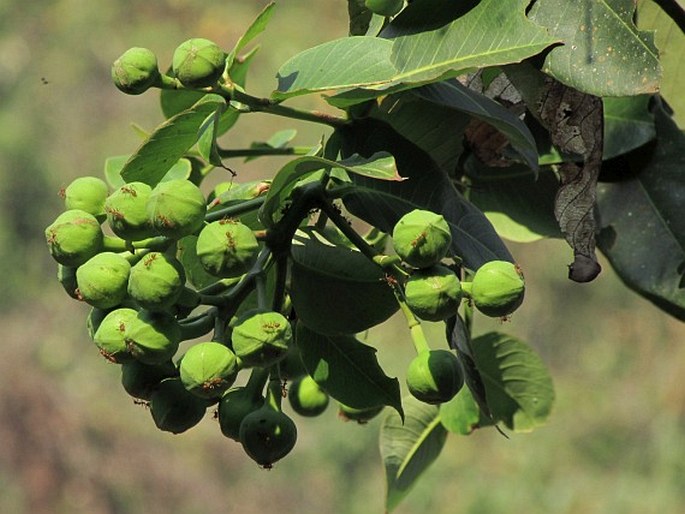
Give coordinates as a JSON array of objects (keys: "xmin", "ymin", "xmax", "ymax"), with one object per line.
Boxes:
[{"xmin": 0, "ymin": 1, "xmax": 683, "ymax": 513}]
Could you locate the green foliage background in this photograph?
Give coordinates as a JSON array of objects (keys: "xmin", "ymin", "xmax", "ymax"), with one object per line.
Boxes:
[{"xmin": 0, "ymin": 1, "xmax": 683, "ymax": 513}]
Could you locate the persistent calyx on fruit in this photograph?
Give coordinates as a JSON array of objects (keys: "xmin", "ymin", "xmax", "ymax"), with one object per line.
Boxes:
[
  {"xmin": 111, "ymin": 47, "xmax": 161, "ymax": 95},
  {"xmin": 179, "ymin": 342, "xmax": 238, "ymax": 399},
  {"xmin": 392, "ymin": 209, "xmax": 452, "ymax": 269},
  {"xmin": 196, "ymin": 219, "xmax": 260, "ymax": 278},
  {"xmin": 172, "ymin": 38, "xmax": 225, "ymax": 88},
  {"xmin": 404, "ymin": 265, "xmax": 462, "ymax": 321},
  {"xmin": 288, "ymin": 376, "xmax": 329, "ymax": 417},
  {"xmin": 76, "ymin": 252, "xmax": 131, "ymax": 309},
  {"xmin": 406, "ymin": 350, "xmax": 464, "ymax": 404},
  {"xmin": 231, "ymin": 310, "xmax": 292, "ymax": 367},
  {"xmin": 365, "ymin": 0, "xmax": 404, "ymax": 17},
  {"xmin": 45, "ymin": 209, "xmax": 104, "ymax": 267},
  {"xmin": 239, "ymin": 404, "xmax": 297, "ymax": 468},
  {"xmin": 146, "ymin": 179, "xmax": 206, "ymax": 239},
  {"xmin": 127, "ymin": 252, "xmax": 186, "ymax": 311},
  {"xmin": 469, "ymin": 260, "xmax": 525, "ymax": 317}
]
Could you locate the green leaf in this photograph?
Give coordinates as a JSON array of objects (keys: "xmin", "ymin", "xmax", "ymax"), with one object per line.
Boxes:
[
  {"xmin": 604, "ymin": 95, "xmax": 656, "ymax": 159},
  {"xmin": 471, "ymin": 332, "xmax": 555, "ymax": 432},
  {"xmin": 439, "ymin": 385, "xmax": 489, "ymax": 435},
  {"xmin": 120, "ymin": 94, "xmax": 226, "ymax": 186},
  {"xmin": 225, "ymin": 2, "xmax": 276, "ymax": 69},
  {"xmin": 380, "ymin": 396, "xmax": 446, "ymax": 513},
  {"xmin": 596, "ymin": 103, "xmax": 685, "ymax": 320},
  {"xmin": 295, "ymin": 323, "xmax": 403, "ymax": 417},
  {"xmin": 529, "ymin": 0, "xmax": 661, "ymax": 96},
  {"xmin": 197, "ymin": 105, "xmax": 228, "ymax": 167},
  {"xmin": 246, "ymin": 129, "xmax": 297, "ymax": 162},
  {"xmin": 104, "ymin": 155, "xmax": 192, "ymax": 189}
]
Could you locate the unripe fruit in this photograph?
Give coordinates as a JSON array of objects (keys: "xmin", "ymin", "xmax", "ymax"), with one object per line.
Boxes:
[
  {"xmin": 146, "ymin": 179, "xmax": 206, "ymax": 239},
  {"xmin": 470, "ymin": 260, "xmax": 525, "ymax": 317},
  {"xmin": 121, "ymin": 360, "xmax": 177, "ymax": 400},
  {"xmin": 125, "ymin": 310, "xmax": 181, "ymax": 364},
  {"xmin": 61, "ymin": 176, "xmax": 108, "ymax": 221},
  {"xmin": 231, "ymin": 311, "xmax": 292, "ymax": 368},
  {"xmin": 196, "ymin": 220, "xmax": 259, "ymax": 278},
  {"xmin": 392, "ymin": 209, "xmax": 451, "ymax": 269},
  {"xmin": 404, "ymin": 265, "xmax": 462, "ymax": 321},
  {"xmin": 338, "ymin": 403, "xmax": 384, "ymax": 423},
  {"xmin": 239, "ymin": 405, "xmax": 297, "ymax": 468},
  {"xmin": 288, "ymin": 376, "xmax": 329, "ymax": 417},
  {"xmin": 92, "ymin": 307, "xmax": 139, "ymax": 363},
  {"xmin": 105, "ymin": 182, "xmax": 154, "ymax": 241},
  {"xmin": 45, "ymin": 209, "xmax": 104, "ymax": 267},
  {"xmin": 179, "ymin": 342, "xmax": 238, "ymax": 399},
  {"xmin": 406, "ymin": 350, "xmax": 464, "ymax": 405},
  {"xmin": 76, "ymin": 252, "xmax": 131, "ymax": 309},
  {"xmin": 365, "ymin": 0, "xmax": 404, "ymax": 17},
  {"xmin": 172, "ymin": 38, "xmax": 225, "ymax": 89},
  {"xmin": 150, "ymin": 378, "xmax": 209, "ymax": 434},
  {"xmin": 127, "ymin": 252, "xmax": 185, "ymax": 311},
  {"xmin": 57, "ymin": 264, "xmax": 80, "ymax": 299},
  {"xmin": 111, "ymin": 47, "xmax": 161, "ymax": 95},
  {"xmin": 218, "ymin": 387, "xmax": 264, "ymax": 441}
]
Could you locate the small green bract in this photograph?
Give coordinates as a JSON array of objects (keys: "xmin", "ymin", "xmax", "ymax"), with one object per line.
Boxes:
[
  {"xmin": 172, "ymin": 38, "xmax": 225, "ymax": 88},
  {"xmin": 470, "ymin": 260, "xmax": 525, "ymax": 317},
  {"xmin": 179, "ymin": 342, "xmax": 238, "ymax": 399},
  {"xmin": 392, "ymin": 209, "xmax": 451, "ymax": 269},
  {"xmin": 406, "ymin": 350, "xmax": 464, "ymax": 405}
]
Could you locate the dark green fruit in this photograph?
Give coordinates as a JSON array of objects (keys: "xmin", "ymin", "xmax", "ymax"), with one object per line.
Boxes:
[
  {"xmin": 179, "ymin": 342, "xmax": 238, "ymax": 399},
  {"xmin": 105, "ymin": 182, "xmax": 154, "ymax": 241},
  {"xmin": 337, "ymin": 403, "xmax": 384, "ymax": 423},
  {"xmin": 288, "ymin": 376, "xmax": 329, "ymax": 417},
  {"xmin": 125, "ymin": 310, "xmax": 181, "ymax": 364},
  {"xmin": 92, "ymin": 307, "xmax": 139, "ymax": 363},
  {"xmin": 392, "ymin": 209, "xmax": 451, "ymax": 269},
  {"xmin": 470, "ymin": 260, "xmax": 525, "ymax": 317},
  {"xmin": 278, "ymin": 346, "xmax": 307, "ymax": 381},
  {"xmin": 150, "ymin": 378, "xmax": 209, "ymax": 434},
  {"xmin": 172, "ymin": 38, "xmax": 225, "ymax": 88},
  {"xmin": 365, "ymin": 0, "xmax": 404, "ymax": 17},
  {"xmin": 45, "ymin": 209, "xmax": 104, "ymax": 267},
  {"xmin": 111, "ymin": 47, "xmax": 161, "ymax": 95},
  {"xmin": 196, "ymin": 220, "xmax": 259, "ymax": 278},
  {"xmin": 406, "ymin": 350, "xmax": 464, "ymax": 405},
  {"xmin": 61, "ymin": 176, "xmax": 108, "ymax": 221},
  {"xmin": 57, "ymin": 264, "xmax": 80, "ymax": 299},
  {"xmin": 404, "ymin": 265, "xmax": 462, "ymax": 321},
  {"xmin": 146, "ymin": 179, "xmax": 206, "ymax": 239},
  {"xmin": 218, "ymin": 387, "xmax": 264, "ymax": 441},
  {"xmin": 127, "ymin": 252, "xmax": 185, "ymax": 311},
  {"xmin": 121, "ymin": 360, "xmax": 177, "ymax": 400},
  {"xmin": 239, "ymin": 405, "xmax": 297, "ymax": 468},
  {"xmin": 231, "ymin": 311, "xmax": 292, "ymax": 368},
  {"xmin": 76, "ymin": 252, "xmax": 131, "ymax": 309}
]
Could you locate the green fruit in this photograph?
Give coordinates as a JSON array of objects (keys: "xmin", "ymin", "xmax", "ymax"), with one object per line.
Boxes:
[
  {"xmin": 150, "ymin": 378, "xmax": 209, "ymax": 434},
  {"xmin": 105, "ymin": 182, "xmax": 154, "ymax": 241},
  {"xmin": 404, "ymin": 265, "xmax": 462, "ymax": 321},
  {"xmin": 172, "ymin": 38, "xmax": 225, "ymax": 88},
  {"xmin": 337, "ymin": 403, "xmax": 384, "ymax": 423},
  {"xmin": 92, "ymin": 307, "xmax": 139, "ymax": 363},
  {"xmin": 406, "ymin": 350, "xmax": 464, "ymax": 405},
  {"xmin": 239, "ymin": 405, "xmax": 297, "ymax": 468},
  {"xmin": 146, "ymin": 179, "xmax": 206, "ymax": 239},
  {"xmin": 76, "ymin": 252, "xmax": 131, "ymax": 309},
  {"xmin": 121, "ymin": 360, "xmax": 177, "ymax": 400},
  {"xmin": 196, "ymin": 220, "xmax": 260, "ymax": 278},
  {"xmin": 231, "ymin": 311, "xmax": 292, "ymax": 368},
  {"xmin": 111, "ymin": 47, "xmax": 161, "ymax": 95},
  {"xmin": 218, "ymin": 387, "xmax": 264, "ymax": 441},
  {"xmin": 57, "ymin": 264, "xmax": 80, "ymax": 299},
  {"xmin": 278, "ymin": 346, "xmax": 307, "ymax": 381},
  {"xmin": 179, "ymin": 342, "xmax": 238, "ymax": 399},
  {"xmin": 365, "ymin": 0, "xmax": 404, "ymax": 17},
  {"xmin": 127, "ymin": 252, "xmax": 185, "ymax": 311},
  {"xmin": 61, "ymin": 176, "xmax": 108, "ymax": 221},
  {"xmin": 470, "ymin": 260, "xmax": 525, "ymax": 317},
  {"xmin": 125, "ymin": 310, "xmax": 181, "ymax": 364},
  {"xmin": 288, "ymin": 376, "xmax": 329, "ymax": 417},
  {"xmin": 392, "ymin": 209, "xmax": 451, "ymax": 269},
  {"xmin": 45, "ymin": 209, "xmax": 104, "ymax": 267}
]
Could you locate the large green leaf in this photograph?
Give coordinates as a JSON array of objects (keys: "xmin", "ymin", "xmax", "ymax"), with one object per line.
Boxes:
[
  {"xmin": 120, "ymin": 94, "xmax": 226, "ymax": 186},
  {"xmin": 104, "ymin": 155, "xmax": 192, "ymax": 189},
  {"xmin": 380, "ymin": 396, "xmax": 446, "ymax": 513},
  {"xmin": 529, "ymin": 0, "xmax": 661, "ymax": 96},
  {"xmin": 471, "ymin": 332, "xmax": 555, "ymax": 432},
  {"xmin": 603, "ymin": 95, "xmax": 656, "ymax": 159},
  {"xmin": 295, "ymin": 323, "xmax": 403, "ymax": 417},
  {"xmin": 439, "ymin": 385, "xmax": 485, "ymax": 435},
  {"xmin": 596, "ymin": 103, "xmax": 685, "ymax": 320},
  {"xmin": 225, "ymin": 1, "xmax": 276, "ymax": 69}
]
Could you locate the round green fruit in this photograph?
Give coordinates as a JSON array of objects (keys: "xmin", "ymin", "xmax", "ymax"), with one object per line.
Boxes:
[
  {"xmin": 45, "ymin": 209, "xmax": 104, "ymax": 267},
  {"xmin": 125, "ymin": 310, "xmax": 181, "ymax": 364},
  {"xmin": 57, "ymin": 264, "xmax": 80, "ymax": 299},
  {"xmin": 179, "ymin": 342, "xmax": 238, "ymax": 399},
  {"xmin": 146, "ymin": 179, "xmax": 206, "ymax": 239},
  {"xmin": 288, "ymin": 376, "xmax": 329, "ymax": 417},
  {"xmin": 406, "ymin": 350, "xmax": 464, "ymax": 405},
  {"xmin": 150, "ymin": 378, "xmax": 209, "ymax": 434},
  {"xmin": 121, "ymin": 359, "xmax": 177, "ymax": 400},
  {"xmin": 196, "ymin": 220, "xmax": 259, "ymax": 278},
  {"xmin": 337, "ymin": 403, "xmax": 384, "ymax": 423},
  {"xmin": 61, "ymin": 176, "xmax": 108, "ymax": 221},
  {"xmin": 470, "ymin": 260, "xmax": 525, "ymax": 317},
  {"xmin": 239, "ymin": 406, "xmax": 297, "ymax": 468},
  {"xmin": 404, "ymin": 265, "xmax": 462, "ymax": 321},
  {"xmin": 111, "ymin": 47, "xmax": 161, "ymax": 95},
  {"xmin": 105, "ymin": 182, "xmax": 154, "ymax": 241},
  {"xmin": 76, "ymin": 252, "xmax": 131, "ymax": 309},
  {"xmin": 392, "ymin": 209, "xmax": 451, "ymax": 269},
  {"xmin": 92, "ymin": 307, "xmax": 139, "ymax": 363},
  {"xmin": 231, "ymin": 311, "xmax": 292, "ymax": 368},
  {"xmin": 365, "ymin": 0, "xmax": 404, "ymax": 17},
  {"xmin": 172, "ymin": 38, "xmax": 225, "ymax": 89},
  {"xmin": 127, "ymin": 252, "xmax": 185, "ymax": 311},
  {"xmin": 218, "ymin": 387, "xmax": 264, "ymax": 441}
]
